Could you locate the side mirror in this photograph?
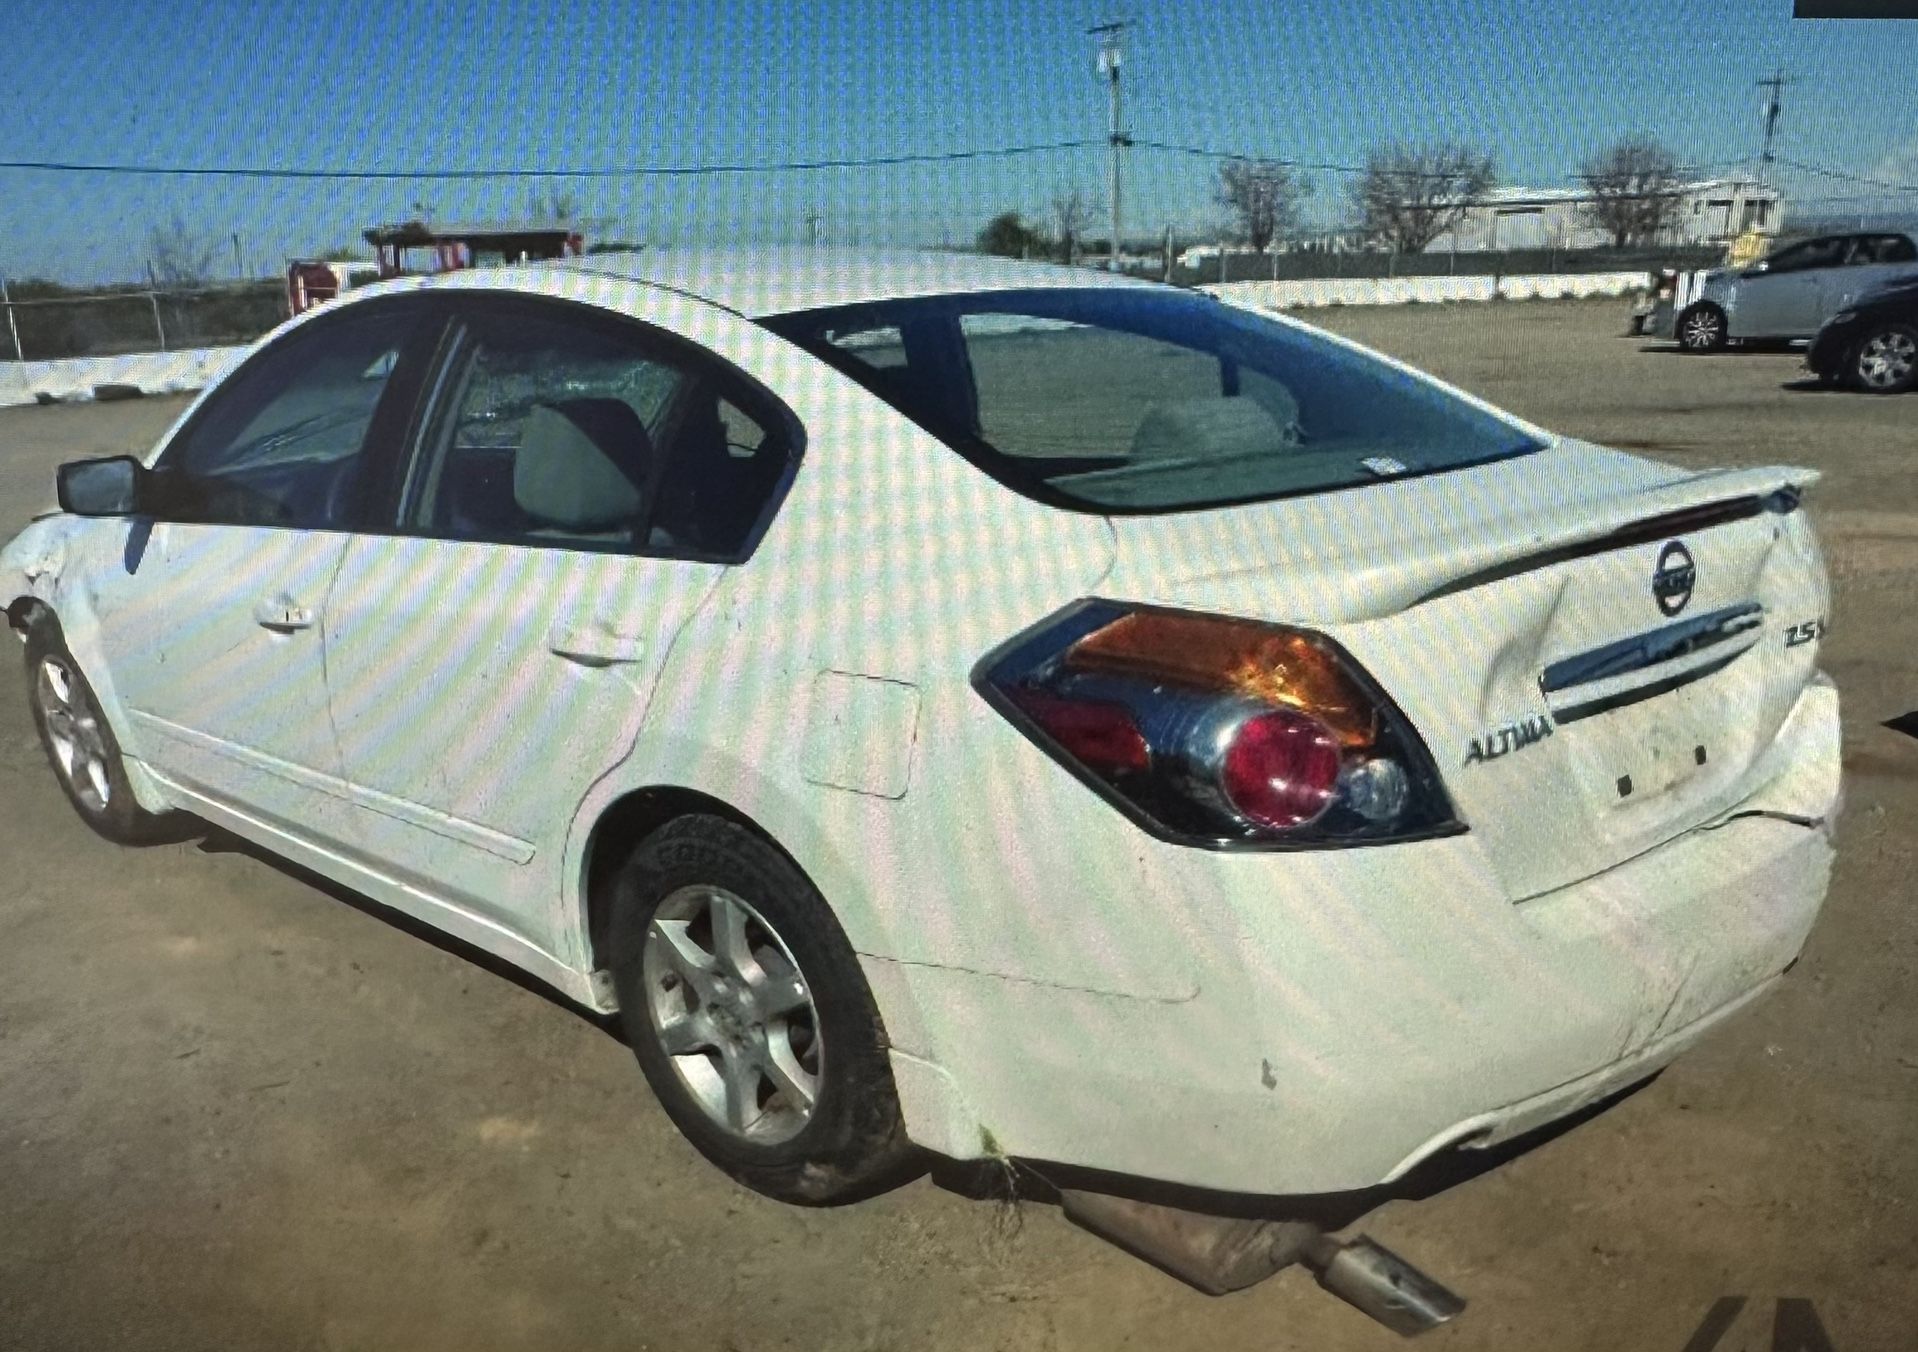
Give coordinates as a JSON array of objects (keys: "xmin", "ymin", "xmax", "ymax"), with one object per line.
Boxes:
[{"xmin": 56, "ymin": 456, "xmax": 148, "ymax": 517}]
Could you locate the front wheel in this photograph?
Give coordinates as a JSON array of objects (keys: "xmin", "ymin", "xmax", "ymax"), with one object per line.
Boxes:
[
  {"xmin": 1852, "ymin": 323, "xmax": 1918, "ymax": 394},
  {"xmin": 607, "ymin": 814, "xmax": 919, "ymax": 1205},
  {"xmin": 1676, "ymin": 303, "xmax": 1728, "ymax": 353},
  {"xmin": 24, "ymin": 623, "xmax": 177, "ymax": 844}
]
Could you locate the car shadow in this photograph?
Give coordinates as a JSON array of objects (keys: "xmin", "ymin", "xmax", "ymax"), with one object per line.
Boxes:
[{"xmin": 189, "ymin": 823, "xmax": 626, "ymax": 1043}]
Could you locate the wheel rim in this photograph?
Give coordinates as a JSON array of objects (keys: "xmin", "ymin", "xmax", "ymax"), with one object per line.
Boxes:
[
  {"xmin": 1681, "ymin": 310, "xmax": 1721, "ymax": 349},
  {"xmin": 1857, "ymin": 331, "xmax": 1916, "ymax": 389},
  {"xmin": 36, "ymin": 657, "xmax": 111, "ymax": 814},
  {"xmin": 641, "ymin": 885, "xmax": 821, "ymax": 1145}
]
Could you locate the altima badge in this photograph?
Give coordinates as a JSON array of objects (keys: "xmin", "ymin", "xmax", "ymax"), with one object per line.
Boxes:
[
  {"xmin": 1653, "ymin": 540, "xmax": 1696, "ymax": 617},
  {"xmin": 1463, "ymin": 715, "xmax": 1555, "ymax": 766}
]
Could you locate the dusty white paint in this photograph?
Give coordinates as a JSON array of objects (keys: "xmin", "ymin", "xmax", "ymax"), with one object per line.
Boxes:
[
  {"xmin": 1205, "ymin": 270, "xmax": 1648, "ymax": 310},
  {"xmin": 0, "ymin": 251, "xmax": 1843, "ymax": 1197},
  {"xmin": 0, "ymin": 345, "xmax": 250, "ymax": 409}
]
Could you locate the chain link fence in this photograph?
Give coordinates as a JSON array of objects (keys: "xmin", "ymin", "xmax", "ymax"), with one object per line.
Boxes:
[{"xmin": 0, "ymin": 281, "xmax": 285, "ymax": 363}]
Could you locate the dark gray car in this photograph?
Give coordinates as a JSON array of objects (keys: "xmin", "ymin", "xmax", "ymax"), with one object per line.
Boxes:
[{"xmin": 1677, "ymin": 231, "xmax": 1918, "ymax": 351}]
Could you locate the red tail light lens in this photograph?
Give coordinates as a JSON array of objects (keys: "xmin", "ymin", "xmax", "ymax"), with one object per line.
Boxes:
[
  {"xmin": 1010, "ymin": 690, "xmax": 1150, "ymax": 775},
  {"xmin": 1220, "ymin": 709, "xmax": 1341, "ymax": 829},
  {"xmin": 974, "ymin": 600, "xmax": 1460, "ymax": 849}
]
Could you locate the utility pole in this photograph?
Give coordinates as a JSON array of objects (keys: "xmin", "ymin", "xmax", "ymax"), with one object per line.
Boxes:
[
  {"xmin": 804, "ymin": 207, "xmax": 821, "ymax": 246},
  {"xmin": 1089, "ymin": 19, "xmax": 1130, "ymax": 272},
  {"xmin": 1757, "ymin": 67, "xmax": 1791, "ymax": 183}
]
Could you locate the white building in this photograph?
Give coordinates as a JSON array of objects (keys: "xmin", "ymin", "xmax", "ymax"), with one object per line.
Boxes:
[{"xmin": 1428, "ymin": 178, "xmax": 1782, "ymax": 253}]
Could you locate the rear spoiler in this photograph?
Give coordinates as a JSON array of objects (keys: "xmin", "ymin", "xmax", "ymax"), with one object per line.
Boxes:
[{"xmin": 1415, "ymin": 465, "xmax": 1815, "ymax": 608}]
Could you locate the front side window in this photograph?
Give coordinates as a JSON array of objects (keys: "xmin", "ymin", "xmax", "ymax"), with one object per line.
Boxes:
[
  {"xmin": 767, "ymin": 288, "xmax": 1538, "ymax": 513},
  {"xmin": 1765, "ymin": 238, "xmax": 1847, "ymax": 274},
  {"xmin": 156, "ymin": 307, "xmax": 417, "ymax": 528},
  {"xmin": 405, "ymin": 305, "xmax": 792, "ymax": 558}
]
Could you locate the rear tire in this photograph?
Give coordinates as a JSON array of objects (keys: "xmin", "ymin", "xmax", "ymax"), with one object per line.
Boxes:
[
  {"xmin": 606, "ymin": 814, "xmax": 919, "ymax": 1205},
  {"xmin": 1676, "ymin": 303, "xmax": 1728, "ymax": 353},
  {"xmin": 23, "ymin": 621, "xmax": 176, "ymax": 844},
  {"xmin": 1852, "ymin": 323, "xmax": 1918, "ymax": 394}
]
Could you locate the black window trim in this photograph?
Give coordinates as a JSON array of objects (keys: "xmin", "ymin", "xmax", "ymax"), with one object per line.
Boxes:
[
  {"xmin": 145, "ymin": 293, "xmax": 447, "ymax": 534},
  {"xmin": 373, "ymin": 290, "xmax": 807, "ymax": 566}
]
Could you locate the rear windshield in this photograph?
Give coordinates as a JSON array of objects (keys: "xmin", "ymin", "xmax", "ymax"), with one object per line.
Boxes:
[{"xmin": 763, "ymin": 287, "xmax": 1542, "ymax": 513}]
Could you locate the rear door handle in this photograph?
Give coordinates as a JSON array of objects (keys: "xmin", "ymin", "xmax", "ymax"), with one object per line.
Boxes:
[
  {"xmin": 547, "ymin": 622, "xmax": 647, "ymax": 667},
  {"xmin": 254, "ymin": 594, "xmax": 317, "ymax": 633}
]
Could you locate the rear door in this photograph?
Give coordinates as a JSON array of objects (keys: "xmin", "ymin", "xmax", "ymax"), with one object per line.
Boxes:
[
  {"xmin": 90, "ymin": 299, "xmax": 433, "ymax": 844},
  {"xmin": 318, "ymin": 294, "xmax": 799, "ymax": 952},
  {"xmin": 1823, "ymin": 234, "xmax": 1918, "ymax": 316}
]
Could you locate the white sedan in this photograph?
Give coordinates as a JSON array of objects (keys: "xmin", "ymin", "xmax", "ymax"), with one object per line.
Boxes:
[{"xmin": 3, "ymin": 249, "xmax": 1840, "ymax": 1254}]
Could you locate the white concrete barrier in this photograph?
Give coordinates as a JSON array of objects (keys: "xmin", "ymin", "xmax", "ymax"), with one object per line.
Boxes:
[
  {"xmin": 1205, "ymin": 271, "xmax": 1647, "ymax": 311},
  {"xmin": 1, "ymin": 345, "xmax": 250, "ymax": 409}
]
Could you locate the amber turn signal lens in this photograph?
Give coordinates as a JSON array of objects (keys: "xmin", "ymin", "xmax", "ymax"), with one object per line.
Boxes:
[{"xmin": 1065, "ymin": 611, "xmax": 1378, "ymax": 747}]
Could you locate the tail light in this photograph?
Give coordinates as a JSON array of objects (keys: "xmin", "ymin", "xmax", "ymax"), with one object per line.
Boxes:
[{"xmin": 974, "ymin": 600, "xmax": 1461, "ymax": 849}]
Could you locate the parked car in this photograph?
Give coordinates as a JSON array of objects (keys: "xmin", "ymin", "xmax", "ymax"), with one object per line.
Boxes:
[
  {"xmin": 1805, "ymin": 270, "xmax": 1918, "ymax": 392},
  {"xmin": 2, "ymin": 251, "xmax": 1841, "ymax": 1296},
  {"xmin": 1676, "ymin": 230, "xmax": 1918, "ymax": 351}
]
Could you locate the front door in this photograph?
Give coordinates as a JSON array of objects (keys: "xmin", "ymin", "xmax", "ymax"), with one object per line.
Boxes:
[
  {"xmin": 97, "ymin": 301, "xmax": 430, "ymax": 845},
  {"xmin": 319, "ymin": 297, "xmax": 795, "ymax": 954}
]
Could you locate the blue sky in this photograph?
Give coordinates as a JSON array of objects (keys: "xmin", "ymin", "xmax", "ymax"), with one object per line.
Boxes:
[{"xmin": 2, "ymin": 0, "xmax": 1915, "ymax": 283}]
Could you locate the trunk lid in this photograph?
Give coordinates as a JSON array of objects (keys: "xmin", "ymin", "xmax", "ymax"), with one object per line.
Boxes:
[{"xmin": 1100, "ymin": 440, "xmax": 1829, "ymax": 900}]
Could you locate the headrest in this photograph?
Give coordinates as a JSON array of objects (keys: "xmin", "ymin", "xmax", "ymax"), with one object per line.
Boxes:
[
  {"xmin": 1129, "ymin": 395, "xmax": 1288, "ymax": 462},
  {"xmin": 512, "ymin": 398, "xmax": 652, "ymax": 531}
]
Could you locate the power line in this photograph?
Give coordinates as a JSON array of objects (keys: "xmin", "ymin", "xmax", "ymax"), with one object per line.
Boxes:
[
  {"xmin": 0, "ymin": 139, "xmax": 1104, "ymax": 181},
  {"xmin": 1774, "ymin": 156, "xmax": 1918, "ymax": 193}
]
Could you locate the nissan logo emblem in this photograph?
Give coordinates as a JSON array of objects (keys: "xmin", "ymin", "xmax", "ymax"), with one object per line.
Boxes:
[{"xmin": 1653, "ymin": 540, "xmax": 1696, "ymax": 617}]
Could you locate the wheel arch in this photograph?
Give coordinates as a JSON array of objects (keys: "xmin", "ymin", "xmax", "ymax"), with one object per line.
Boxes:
[
  {"xmin": 574, "ymin": 782, "xmax": 879, "ymax": 982},
  {"xmin": 5, "ymin": 594, "xmax": 52, "ymax": 639}
]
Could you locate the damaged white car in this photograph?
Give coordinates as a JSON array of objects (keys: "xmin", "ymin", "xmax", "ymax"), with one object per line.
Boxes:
[{"xmin": 2, "ymin": 250, "xmax": 1840, "ymax": 1332}]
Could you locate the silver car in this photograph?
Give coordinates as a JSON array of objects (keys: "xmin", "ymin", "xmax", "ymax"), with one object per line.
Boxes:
[{"xmin": 1677, "ymin": 231, "xmax": 1918, "ymax": 351}]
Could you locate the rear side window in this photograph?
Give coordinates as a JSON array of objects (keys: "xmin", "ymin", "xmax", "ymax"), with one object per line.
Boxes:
[
  {"xmin": 1853, "ymin": 235, "xmax": 1918, "ymax": 265},
  {"xmin": 769, "ymin": 288, "xmax": 1536, "ymax": 514},
  {"xmin": 404, "ymin": 304, "xmax": 794, "ymax": 559}
]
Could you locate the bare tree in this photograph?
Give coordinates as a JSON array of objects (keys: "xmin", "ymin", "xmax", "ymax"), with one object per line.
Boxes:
[
  {"xmin": 1051, "ymin": 186, "xmax": 1093, "ymax": 265},
  {"xmin": 525, "ymin": 189, "xmax": 580, "ymax": 223},
  {"xmin": 1578, "ymin": 138, "xmax": 1683, "ymax": 248},
  {"xmin": 146, "ymin": 212, "xmax": 220, "ymax": 287},
  {"xmin": 1216, "ymin": 160, "xmax": 1311, "ymax": 254},
  {"xmin": 1349, "ymin": 142, "xmax": 1496, "ymax": 254}
]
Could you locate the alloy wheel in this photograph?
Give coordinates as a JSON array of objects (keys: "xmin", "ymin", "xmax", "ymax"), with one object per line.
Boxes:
[
  {"xmin": 36, "ymin": 657, "xmax": 112, "ymax": 814},
  {"xmin": 1856, "ymin": 330, "xmax": 1916, "ymax": 391},
  {"xmin": 1680, "ymin": 309, "xmax": 1723, "ymax": 351},
  {"xmin": 640, "ymin": 884, "xmax": 821, "ymax": 1145}
]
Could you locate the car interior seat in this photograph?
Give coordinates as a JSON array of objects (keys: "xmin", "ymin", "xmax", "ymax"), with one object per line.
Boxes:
[{"xmin": 511, "ymin": 397, "xmax": 653, "ymax": 540}]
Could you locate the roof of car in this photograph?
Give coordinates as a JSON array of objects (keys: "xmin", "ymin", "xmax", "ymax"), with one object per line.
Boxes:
[{"xmin": 557, "ymin": 246, "xmax": 1162, "ymax": 318}]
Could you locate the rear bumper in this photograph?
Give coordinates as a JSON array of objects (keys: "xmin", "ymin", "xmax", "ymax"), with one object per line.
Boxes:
[{"xmin": 878, "ymin": 679, "xmax": 1840, "ymax": 1197}]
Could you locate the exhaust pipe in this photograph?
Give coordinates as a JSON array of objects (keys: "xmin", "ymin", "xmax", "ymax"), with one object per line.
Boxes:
[
  {"xmin": 1304, "ymin": 1232, "xmax": 1467, "ymax": 1337},
  {"xmin": 1058, "ymin": 1189, "xmax": 1464, "ymax": 1336}
]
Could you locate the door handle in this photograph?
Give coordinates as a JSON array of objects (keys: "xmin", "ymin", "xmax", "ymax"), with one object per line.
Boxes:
[
  {"xmin": 253, "ymin": 595, "xmax": 317, "ymax": 633},
  {"xmin": 547, "ymin": 621, "xmax": 646, "ymax": 667}
]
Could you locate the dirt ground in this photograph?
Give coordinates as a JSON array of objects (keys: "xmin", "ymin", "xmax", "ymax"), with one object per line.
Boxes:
[{"xmin": 2, "ymin": 302, "xmax": 1916, "ymax": 1352}]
